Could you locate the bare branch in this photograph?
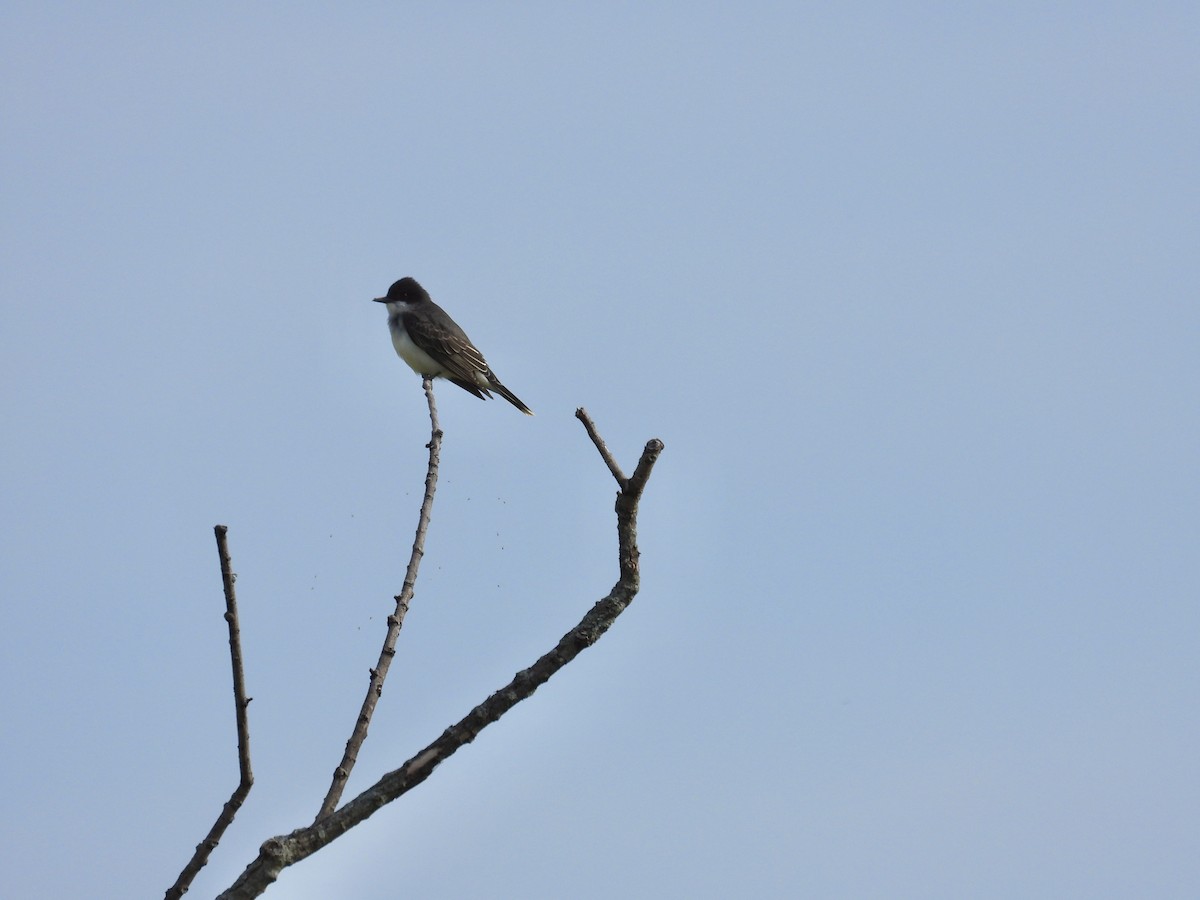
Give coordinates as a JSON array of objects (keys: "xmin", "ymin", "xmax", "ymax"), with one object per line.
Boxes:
[
  {"xmin": 314, "ymin": 376, "xmax": 443, "ymax": 821},
  {"xmin": 217, "ymin": 417, "xmax": 664, "ymax": 900},
  {"xmin": 165, "ymin": 525, "xmax": 255, "ymax": 899},
  {"xmin": 575, "ymin": 407, "xmax": 627, "ymax": 486}
]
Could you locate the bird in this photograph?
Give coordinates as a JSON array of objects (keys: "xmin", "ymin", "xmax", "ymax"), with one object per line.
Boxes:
[{"xmin": 373, "ymin": 277, "xmax": 534, "ymax": 415}]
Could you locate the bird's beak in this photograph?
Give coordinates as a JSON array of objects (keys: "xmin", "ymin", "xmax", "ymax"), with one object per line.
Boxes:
[{"xmin": 372, "ymin": 296, "xmax": 388, "ymax": 303}]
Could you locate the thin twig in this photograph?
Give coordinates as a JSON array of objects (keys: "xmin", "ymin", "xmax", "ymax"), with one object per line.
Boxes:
[
  {"xmin": 217, "ymin": 419, "xmax": 664, "ymax": 900},
  {"xmin": 314, "ymin": 376, "xmax": 442, "ymax": 821},
  {"xmin": 165, "ymin": 525, "xmax": 255, "ymax": 900},
  {"xmin": 576, "ymin": 407, "xmax": 627, "ymax": 486}
]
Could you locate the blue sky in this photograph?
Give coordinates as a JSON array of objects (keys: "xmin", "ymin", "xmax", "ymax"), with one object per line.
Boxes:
[{"xmin": 3, "ymin": 4, "xmax": 1198, "ymax": 898}]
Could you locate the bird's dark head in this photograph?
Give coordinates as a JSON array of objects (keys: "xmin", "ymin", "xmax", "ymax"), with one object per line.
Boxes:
[{"xmin": 373, "ymin": 276, "xmax": 429, "ymax": 305}]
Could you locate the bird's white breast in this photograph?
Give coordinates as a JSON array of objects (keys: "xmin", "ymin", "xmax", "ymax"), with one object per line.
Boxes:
[{"xmin": 389, "ymin": 318, "xmax": 443, "ymax": 376}]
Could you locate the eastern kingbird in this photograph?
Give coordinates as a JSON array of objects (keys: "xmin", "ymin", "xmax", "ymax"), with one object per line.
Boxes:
[{"xmin": 374, "ymin": 277, "xmax": 534, "ymax": 415}]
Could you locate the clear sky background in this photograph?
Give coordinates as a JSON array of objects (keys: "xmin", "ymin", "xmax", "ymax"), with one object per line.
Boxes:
[{"xmin": 3, "ymin": 4, "xmax": 1197, "ymax": 898}]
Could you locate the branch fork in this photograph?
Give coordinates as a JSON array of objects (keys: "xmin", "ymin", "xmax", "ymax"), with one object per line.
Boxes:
[{"xmin": 168, "ymin": 391, "xmax": 663, "ymax": 900}]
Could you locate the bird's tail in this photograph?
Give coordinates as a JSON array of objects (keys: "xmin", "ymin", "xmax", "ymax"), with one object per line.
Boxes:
[{"xmin": 491, "ymin": 378, "xmax": 534, "ymax": 415}]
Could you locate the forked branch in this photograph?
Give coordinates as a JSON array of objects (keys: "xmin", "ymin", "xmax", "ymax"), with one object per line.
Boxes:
[{"xmin": 216, "ymin": 411, "xmax": 663, "ymax": 900}]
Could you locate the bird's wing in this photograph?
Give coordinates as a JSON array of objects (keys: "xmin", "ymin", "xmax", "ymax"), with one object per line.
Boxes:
[{"xmin": 401, "ymin": 309, "xmax": 493, "ymax": 392}]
